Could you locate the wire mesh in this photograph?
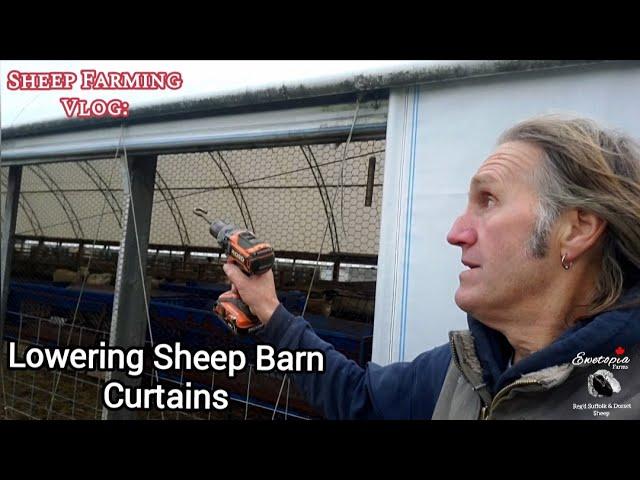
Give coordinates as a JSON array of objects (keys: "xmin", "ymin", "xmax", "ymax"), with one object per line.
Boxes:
[
  {"xmin": 150, "ymin": 141, "xmax": 385, "ymax": 253},
  {"xmin": 1, "ymin": 157, "xmax": 122, "ymax": 420},
  {"xmin": 1, "ymin": 138, "xmax": 384, "ymax": 420}
]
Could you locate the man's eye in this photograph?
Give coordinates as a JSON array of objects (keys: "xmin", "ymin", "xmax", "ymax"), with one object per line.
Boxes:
[{"xmin": 482, "ymin": 193, "xmax": 496, "ymax": 207}]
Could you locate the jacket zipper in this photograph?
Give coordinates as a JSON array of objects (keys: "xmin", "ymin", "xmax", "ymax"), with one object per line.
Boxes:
[
  {"xmin": 449, "ymin": 336, "xmax": 464, "ymax": 373},
  {"xmin": 481, "ymin": 378, "xmax": 541, "ymax": 420},
  {"xmin": 449, "ymin": 337, "xmax": 542, "ymax": 419},
  {"xmin": 449, "ymin": 336, "xmax": 491, "ymax": 416}
]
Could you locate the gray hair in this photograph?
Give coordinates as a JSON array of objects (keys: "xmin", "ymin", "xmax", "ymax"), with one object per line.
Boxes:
[{"xmin": 499, "ymin": 115, "xmax": 640, "ymax": 316}]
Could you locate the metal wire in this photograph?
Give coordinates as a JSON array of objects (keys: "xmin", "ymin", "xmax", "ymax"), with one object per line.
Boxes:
[
  {"xmin": 244, "ymin": 364, "xmax": 252, "ymax": 420},
  {"xmin": 269, "ymin": 97, "xmax": 362, "ymax": 420},
  {"xmin": 45, "ymin": 124, "xmax": 124, "ymax": 420},
  {"xmin": 272, "ymin": 373, "xmax": 288, "ymax": 420},
  {"xmin": 15, "ymin": 148, "xmax": 384, "ymax": 238},
  {"xmin": 0, "ymin": 348, "xmax": 6, "ymax": 418},
  {"xmin": 301, "ymin": 97, "xmax": 361, "ymax": 318}
]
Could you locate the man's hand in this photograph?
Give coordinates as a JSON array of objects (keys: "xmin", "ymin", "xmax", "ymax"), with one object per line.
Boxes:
[{"xmin": 222, "ymin": 261, "xmax": 281, "ymax": 325}]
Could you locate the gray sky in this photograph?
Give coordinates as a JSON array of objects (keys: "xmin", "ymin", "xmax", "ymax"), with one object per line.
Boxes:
[{"xmin": 1, "ymin": 60, "xmax": 440, "ymax": 127}]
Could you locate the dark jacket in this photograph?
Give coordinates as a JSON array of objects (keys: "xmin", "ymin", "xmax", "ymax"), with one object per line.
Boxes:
[{"xmin": 257, "ymin": 288, "xmax": 640, "ymax": 419}]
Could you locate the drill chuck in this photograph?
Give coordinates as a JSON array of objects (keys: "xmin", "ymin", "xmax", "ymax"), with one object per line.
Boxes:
[{"xmin": 210, "ymin": 220, "xmax": 235, "ymax": 245}]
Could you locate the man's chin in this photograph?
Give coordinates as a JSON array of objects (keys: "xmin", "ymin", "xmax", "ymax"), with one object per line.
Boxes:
[{"xmin": 454, "ymin": 288, "xmax": 480, "ymax": 314}]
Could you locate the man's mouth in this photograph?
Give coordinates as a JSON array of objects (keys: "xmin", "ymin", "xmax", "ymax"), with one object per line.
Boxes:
[{"xmin": 461, "ymin": 260, "xmax": 480, "ymax": 270}]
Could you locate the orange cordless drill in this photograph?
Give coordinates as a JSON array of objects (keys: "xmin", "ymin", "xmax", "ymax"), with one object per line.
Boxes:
[{"xmin": 194, "ymin": 209, "xmax": 275, "ymax": 334}]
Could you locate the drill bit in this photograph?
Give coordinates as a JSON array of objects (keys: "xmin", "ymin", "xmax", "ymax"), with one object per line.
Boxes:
[{"xmin": 193, "ymin": 207, "xmax": 213, "ymax": 225}]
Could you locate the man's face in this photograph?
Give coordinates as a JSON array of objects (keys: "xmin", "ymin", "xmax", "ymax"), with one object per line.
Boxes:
[{"xmin": 447, "ymin": 141, "xmax": 557, "ymax": 321}]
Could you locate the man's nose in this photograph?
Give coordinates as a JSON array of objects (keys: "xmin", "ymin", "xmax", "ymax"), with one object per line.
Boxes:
[{"xmin": 447, "ymin": 215, "xmax": 477, "ymax": 247}]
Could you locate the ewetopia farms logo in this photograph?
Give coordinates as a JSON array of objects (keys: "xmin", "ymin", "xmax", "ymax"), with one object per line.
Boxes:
[
  {"xmin": 571, "ymin": 347, "xmax": 633, "ymax": 417},
  {"xmin": 572, "ymin": 346, "xmax": 630, "ymax": 370}
]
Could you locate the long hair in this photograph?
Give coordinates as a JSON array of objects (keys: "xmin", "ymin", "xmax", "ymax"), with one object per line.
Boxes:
[{"xmin": 499, "ymin": 115, "xmax": 640, "ymax": 316}]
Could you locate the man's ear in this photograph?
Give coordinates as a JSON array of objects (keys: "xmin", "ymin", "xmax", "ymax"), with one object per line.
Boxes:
[{"xmin": 559, "ymin": 208, "xmax": 607, "ymax": 261}]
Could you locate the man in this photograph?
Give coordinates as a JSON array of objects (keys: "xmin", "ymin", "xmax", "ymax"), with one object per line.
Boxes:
[{"xmin": 223, "ymin": 115, "xmax": 640, "ymax": 419}]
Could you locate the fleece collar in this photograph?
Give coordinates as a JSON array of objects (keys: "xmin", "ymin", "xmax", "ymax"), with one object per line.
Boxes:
[{"xmin": 466, "ymin": 286, "xmax": 640, "ymax": 395}]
